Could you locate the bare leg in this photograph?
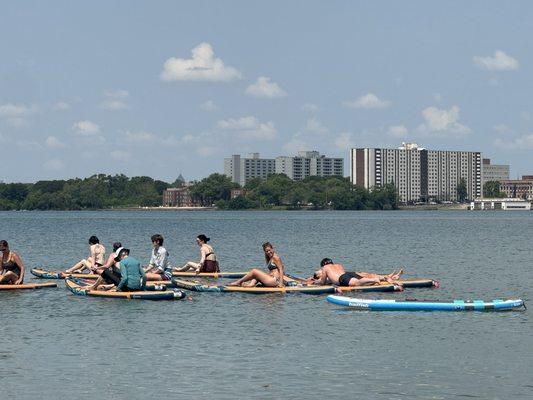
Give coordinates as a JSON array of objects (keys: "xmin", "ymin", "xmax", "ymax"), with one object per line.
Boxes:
[
  {"xmin": 145, "ymin": 272, "xmax": 166, "ymax": 281},
  {"xmin": 227, "ymin": 269, "xmax": 279, "ymax": 287},
  {"xmin": 0, "ymin": 272, "xmax": 18, "ymax": 284},
  {"xmin": 348, "ymin": 277, "xmax": 382, "ymax": 287},
  {"xmin": 66, "ymin": 258, "xmax": 93, "ymax": 273},
  {"xmin": 173, "ymin": 262, "xmax": 201, "ymax": 272}
]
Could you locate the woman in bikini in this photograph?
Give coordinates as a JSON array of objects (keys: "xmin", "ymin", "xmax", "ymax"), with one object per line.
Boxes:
[
  {"xmin": 174, "ymin": 234, "xmax": 219, "ymax": 273},
  {"xmin": 0, "ymin": 240, "xmax": 25, "ymax": 285},
  {"xmin": 228, "ymin": 242, "xmax": 284, "ymax": 287},
  {"xmin": 65, "ymin": 236, "xmax": 106, "ymax": 274}
]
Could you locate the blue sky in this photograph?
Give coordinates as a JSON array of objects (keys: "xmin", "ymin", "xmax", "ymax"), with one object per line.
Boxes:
[{"xmin": 1, "ymin": 1, "xmax": 532, "ymax": 182}]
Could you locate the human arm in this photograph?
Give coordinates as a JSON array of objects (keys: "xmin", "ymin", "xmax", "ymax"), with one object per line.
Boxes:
[{"xmin": 13, "ymin": 252, "xmax": 25, "ymax": 284}]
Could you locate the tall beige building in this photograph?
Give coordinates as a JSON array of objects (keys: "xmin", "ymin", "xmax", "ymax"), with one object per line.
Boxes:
[
  {"xmin": 276, "ymin": 151, "xmax": 344, "ymax": 180},
  {"xmin": 350, "ymin": 143, "xmax": 482, "ymax": 202}
]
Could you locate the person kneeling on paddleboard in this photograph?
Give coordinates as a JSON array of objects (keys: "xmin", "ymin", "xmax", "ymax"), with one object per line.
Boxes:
[
  {"xmin": 0, "ymin": 240, "xmax": 25, "ymax": 285},
  {"xmin": 115, "ymin": 247, "xmax": 146, "ymax": 292},
  {"xmin": 311, "ymin": 258, "xmax": 403, "ymax": 289}
]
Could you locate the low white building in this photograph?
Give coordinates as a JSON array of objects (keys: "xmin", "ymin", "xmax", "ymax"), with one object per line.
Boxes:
[{"xmin": 470, "ymin": 198, "xmax": 531, "ymax": 211}]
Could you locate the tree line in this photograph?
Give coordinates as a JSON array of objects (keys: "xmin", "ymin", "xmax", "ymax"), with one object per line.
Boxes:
[
  {"xmin": 0, "ymin": 173, "xmax": 399, "ymax": 211},
  {"xmin": 191, "ymin": 173, "xmax": 399, "ymax": 210}
]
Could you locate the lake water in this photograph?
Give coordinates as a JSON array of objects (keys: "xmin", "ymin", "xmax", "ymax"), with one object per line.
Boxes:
[{"xmin": 1, "ymin": 210, "xmax": 532, "ymax": 399}]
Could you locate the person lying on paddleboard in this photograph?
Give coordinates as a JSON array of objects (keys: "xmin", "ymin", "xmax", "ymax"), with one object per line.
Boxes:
[
  {"xmin": 227, "ymin": 242, "xmax": 284, "ymax": 287},
  {"xmin": 174, "ymin": 234, "xmax": 220, "ymax": 273},
  {"xmin": 311, "ymin": 258, "xmax": 403, "ymax": 288},
  {"xmin": 85, "ymin": 242, "xmax": 123, "ymax": 290},
  {"xmin": 0, "ymin": 240, "xmax": 25, "ymax": 285},
  {"xmin": 144, "ymin": 234, "xmax": 171, "ymax": 281},
  {"xmin": 65, "ymin": 235, "xmax": 106, "ymax": 274},
  {"xmin": 114, "ymin": 247, "xmax": 146, "ymax": 292}
]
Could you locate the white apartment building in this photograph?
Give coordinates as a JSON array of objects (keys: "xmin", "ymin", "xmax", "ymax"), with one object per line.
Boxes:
[
  {"xmin": 481, "ymin": 158, "xmax": 510, "ymax": 185},
  {"xmin": 223, "ymin": 153, "xmax": 276, "ymax": 186},
  {"xmin": 351, "ymin": 143, "xmax": 482, "ymax": 202},
  {"xmin": 275, "ymin": 151, "xmax": 344, "ymax": 180}
]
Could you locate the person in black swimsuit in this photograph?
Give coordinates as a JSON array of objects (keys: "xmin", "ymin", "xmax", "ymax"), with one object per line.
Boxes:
[
  {"xmin": 0, "ymin": 240, "xmax": 25, "ymax": 285},
  {"xmin": 311, "ymin": 258, "xmax": 403, "ymax": 287},
  {"xmin": 227, "ymin": 242, "xmax": 284, "ymax": 287}
]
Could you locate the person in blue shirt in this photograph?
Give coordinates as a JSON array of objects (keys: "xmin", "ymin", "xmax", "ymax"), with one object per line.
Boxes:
[{"xmin": 114, "ymin": 247, "xmax": 146, "ymax": 291}]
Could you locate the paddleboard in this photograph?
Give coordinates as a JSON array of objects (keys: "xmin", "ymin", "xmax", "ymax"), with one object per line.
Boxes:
[
  {"xmin": 171, "ymin": 278, "xmax": 335, "ymax": 294},
  {"xmin": 326, "ymin": 295, "xmax": 525, "ymax": 311},
  {"xmin": 0, "ymin": 282, "xmax": 58, "ymax": 290},
  {"xmin": 171, "ymin": 271, "xmax": 247, "ymax": 279},
  {"xmin": 65, "ymin": 278, "xmax": 185, "ymax": 300},
  {"xmin": 31, "ymin": 268, "xmax": 98, "ymax": 279}
]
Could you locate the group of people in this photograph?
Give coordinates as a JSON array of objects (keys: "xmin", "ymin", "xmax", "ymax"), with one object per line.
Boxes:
[{"xmin": 1, "ymin": 233, "xmax": 404, "ymax": 291}]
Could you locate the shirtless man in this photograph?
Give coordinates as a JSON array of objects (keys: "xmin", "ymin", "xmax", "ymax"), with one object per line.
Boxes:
[{"xmin": 311, "ymin": 258, "xmax": 403, "ymax": 288}]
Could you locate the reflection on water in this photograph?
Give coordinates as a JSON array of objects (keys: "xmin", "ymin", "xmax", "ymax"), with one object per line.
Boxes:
[{"xmin": 1, "ymin": 210, "xmax": 532, "ymax": 399}]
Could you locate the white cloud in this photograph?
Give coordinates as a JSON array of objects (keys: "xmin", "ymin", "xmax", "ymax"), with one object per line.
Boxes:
[
  {"xmin": 305, "ymin": 117, "xmax": 328, "ymax": 134},
  {"xmin": 160, "ymin": 42, "xmax": 242, "ymax": 82},
  {"xmin": 473, "ymin": 50, "xmax": 519, "ymax": 71},
  {"xmin": 302, "ymin": 103, "xmax": 318, "ymax": 112},
  {"xmin": 282, "ymin": 134, "xmax": 310, "ymax": 154},
  {"xmin": 110, "ymin": 150, "xmax": 131, "ymax": 162},
  {"xmin": 333, "ymin": 132, "xmax": 356, "ymax": 149},
  {"xmin": 494, "ymin": 134, "xmax": 533, "ymax": 150},
  {"xmin": 200, "ymin": 100, "xmax": 218, "ymax": 111},
  {"xmin": 123, "ymin": 130, "xmax": 155, "ymax": 143},
  {"xmin": 53, "ymin": 102, "xmax": 71, "ymax": 111},
  {"xmin": 104, "ymin": 89, "xmax": 129, "ymax": 98},
  {"xmin": 342, "ymin": 93, "xmax": 391, "ymax": 109},
  {"xmin": 100, "ymin": 99, "xmax": 129, "ymax": 110},
  {"xmin": 217, "ymin": 116, "xmax": 277, "ymax": 139},
  {"xmin": 245, "ymin": 76, "xmax": 287, "ymax": 98},
  {"xmin": 45, "ymin": 136, "xmax": 67, "ymax": 148},
  {"xmin": 72, "ymin": 120, "xmax": 100, "ymax": 135},
  {"xmin": 387, "ymin": 125, "xmax": 409, "ymax": 138},
  {"xmin": 100, "ymin": 89, "xmax": 129, "ymax": 110},
  {"xmin": 43, "ymin": 158, "xmax": 65, "ymax": 171},
  {"xmin": 0, "ymin": 103, "xmax": 32, "ymax": 117},
  {"xmin": 493, "ymin": 124, "xmax": 512, "ymax": 134},
  {"xmin": 197, "ymin": 146, "xmax": 218, "ymax": 156},
  {"xmin": 417, "ymin": 105, "xmax": 471, "ymax": 135}
]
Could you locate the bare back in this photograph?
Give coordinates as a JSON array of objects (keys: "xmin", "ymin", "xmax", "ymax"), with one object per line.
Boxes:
[{"xmin": 322, "ymin": 263, "xmax": 346, "ymax": 285}]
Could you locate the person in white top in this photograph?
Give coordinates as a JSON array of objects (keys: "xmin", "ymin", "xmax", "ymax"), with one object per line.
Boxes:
[
  {"xmin": 66, "ymin": 236, "xmax": 106, "ymax": 273},
  {"xmin": 143, "ymin": 234, "xmax": 170, "ymax": 281}
]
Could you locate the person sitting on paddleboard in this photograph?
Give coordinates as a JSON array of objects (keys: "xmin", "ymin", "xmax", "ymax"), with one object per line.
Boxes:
[
  {"xmin": 114, "ymin": 247, "xmax": 146, "ymax": 292},
  {"xmin": 0, "ymin": 240, "xmax": 25, "ymax": 285},
  {"xmin": 311, "ymin": 258, "xmax": 403, "ymax": 288},
  {"xmin": 144, "ymin": 234, "xmax": 171, "ymax": 281},
  {"xmin": 85, "ymin": 241, "xmax": 123, "ymax": 290},
  {"xmin": 227, "ymin": 242, "xmax": 284, "ymax": 287},
  {"xmin": 65, "ymin": 235, "xmax": 106, "ymax": 274},
  {"xmin": 174, "ymin": 234, "xmax": 220, "ymax": 273}
]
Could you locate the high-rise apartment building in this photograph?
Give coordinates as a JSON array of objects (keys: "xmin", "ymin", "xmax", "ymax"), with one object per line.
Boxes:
[
  {"xmin": 481, "ymin": 158, "xmax": 510, "ymax": 185},
  {"xmin": 275, "ymin": 151, "xmax": 344, "ymax": 180},
  {"xmin": 223, "ymin": 153, "xmax": 276, "ymax": 186},
  {"xmin": 350, "ymin": 143, "xmax": 482, "ymax": 202}
]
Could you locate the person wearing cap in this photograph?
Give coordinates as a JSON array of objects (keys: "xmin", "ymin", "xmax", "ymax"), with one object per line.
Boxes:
[
  {"xmin": 115, "ymin": 247, "xmax": 146, "ymax": 291},
  {"xmin": 174, "ymin": 234, "xmax": 219, "ymax": 273},
  {"xmin": 144, "ymin": 234, "xmax": 171, "ymax": 280},
  {"xmin": 85, "ymin": 242, "xmax": 123, "ymax": 290},
  {"xmin": 310, "ymin": 258, "xmax": 403, "ymax": 288}
]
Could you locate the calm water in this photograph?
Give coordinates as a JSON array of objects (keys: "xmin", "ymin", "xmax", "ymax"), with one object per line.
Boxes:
[{"xmin": 1, "ymin": 210, "xmax": 532, "ymax": 400}]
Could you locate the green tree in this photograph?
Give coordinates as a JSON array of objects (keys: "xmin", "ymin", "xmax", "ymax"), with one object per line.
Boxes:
[
  {"xmin": 189, "ymin": 173, "xmax": 239, "ymax": 205},
  {"xmin": 457, "ymin": 178, "xmax": 468, "ymax": 202},
  {"xmin": 483, "ymin": 181, "xmax": 504, "ymax": 198}
]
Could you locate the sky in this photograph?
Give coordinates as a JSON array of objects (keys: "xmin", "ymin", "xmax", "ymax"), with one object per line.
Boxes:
[{"xmin": 1, "ymin": 0, "xmax": 532, "ymax": 183}]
